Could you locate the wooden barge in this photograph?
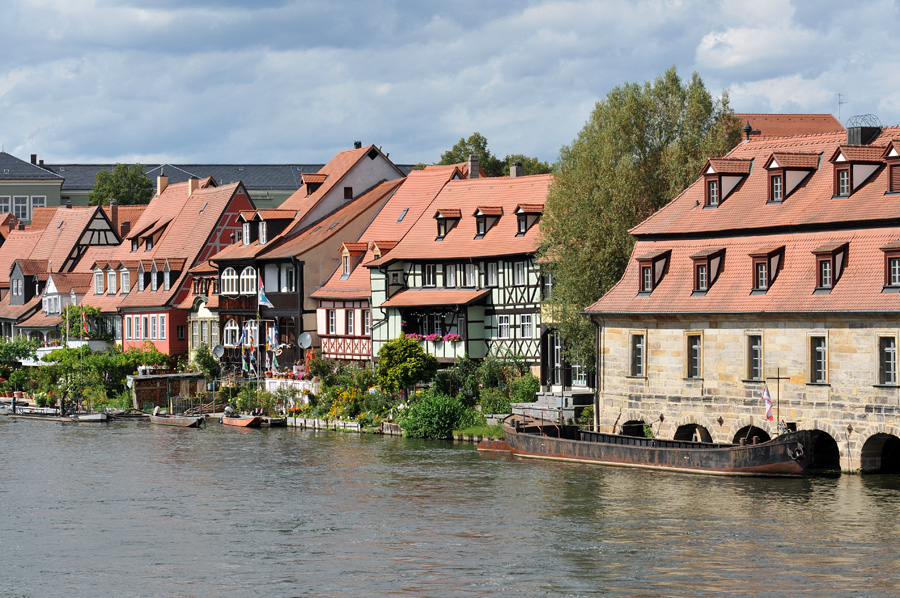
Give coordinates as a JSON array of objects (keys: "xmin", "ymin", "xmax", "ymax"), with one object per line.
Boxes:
[{"xmin": 490, "ymin": 414, "xmax": 840, "ymax": 477}]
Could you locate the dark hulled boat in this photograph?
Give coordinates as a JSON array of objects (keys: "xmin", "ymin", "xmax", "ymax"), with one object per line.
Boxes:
[{"xmin": 492, "ymin": 414, "xmax": 840, "ymax": 477}]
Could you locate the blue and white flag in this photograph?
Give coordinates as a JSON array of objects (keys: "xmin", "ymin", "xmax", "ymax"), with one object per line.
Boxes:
[{"xmin": 258, "ymin": 275, "xmax": 274, "ymax": 309}]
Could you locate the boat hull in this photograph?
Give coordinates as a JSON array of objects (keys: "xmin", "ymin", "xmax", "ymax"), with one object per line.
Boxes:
[
  {"xmin": 149, "ymin": 414, "xmax": 204, "ymax": 428},
  {"xmin": 501, "ymin": 416, "xmax": 816, "ymax": 477},
  {"xmin": 222, "ymin": 416, "xmax": 262, "ymax": 428}
]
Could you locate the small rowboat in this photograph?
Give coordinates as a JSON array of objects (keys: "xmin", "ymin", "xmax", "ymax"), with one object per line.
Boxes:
[
  {"xmin": 149, "ymin": 414, "xmax": 205, "ymax": 428},
  {"xmin": 69, "ymin": 412, "xmax": 108, "ymax": 423},
  {"xmin": 221, "ymin": 415, "xmax": 262, "ymax": 428}
]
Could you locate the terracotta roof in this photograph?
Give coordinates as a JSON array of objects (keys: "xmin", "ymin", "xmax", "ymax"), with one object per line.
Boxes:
[
  {"xmin": 767, "ymin": 152, "xmax": 820, "ymax": 169},
  {"xmin": 831, "ymin": 145, "xmax": 886, "ymax": 163},
  {"xmin": 368, "ymin": 174, "xmax": 552, "ymax": 265},
  {"xmin": 0, "ymin": 295, "xmax": 40, "ymax": 320},
  {"xmin": 28, "ymin": 207, "xmax": 59, "ymax": 230},
  {"xmin": 586, "ymin": 228, "xmax": 900, "ymax": 315},
  {"xmin": 381, "ymin": 289, "xmax": 490, "ymax": 308},
  {"xmin": 689, "ymin": 247, "xmax": 724, "ymax": 259},
  {"xmin": 435, "ymin": 209, "xmax": 461, "ymax": 219},
  {"xmin": 703, "ymin": 158, "xmax": 752, "ymax": 175},
  {"xmin": 474, "ymin": 207, "xmax": 503, "ymax": 216},
  {"xmin": 0, "ymin": 232, "xmax": 41, "ymax": 284},
  {"xmin": 300, "ymin": 173, "xmax": 327, "ymax": 184},
  {"xmin": 734, "ymin": 113, "xmax": 845, "ymax": 138},
  {"xmin": 631, "ymin": 129, "xmax": 900, "ymax": 238},
  {"xmin": 310, "ymin": 166, "xmax": 460, "ymax": 300},
  {"xmin": 48, "ymin": 272, "xmax": 93, "ymax": 294},
  {"xmin": 342, "ymin": 242, "xmax": 367, "ymax": 254},
  {"xmin": 516, "ymin": 203, "xmax": 544, "ymax": 214},
  {"xmin": 18, "ymin": 310, "xmax": 62, "ymax": 329},
  {"xmin": 189, "ymin": 260, "xmax": 218, "ymax": 275}
]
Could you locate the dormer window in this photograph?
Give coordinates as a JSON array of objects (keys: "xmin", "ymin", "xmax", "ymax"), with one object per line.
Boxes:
[
  {"xmin": 163, "ymin": 263, "xmax": 171, "ymax": 291},
  {"xmin": 829, "ymin": 145, "xmax": 884, "ymax": 198},
  {"xmin": 879, "ymin": 240, "xmax": 900, "ymax": 291},
  {"xmin": 145, "ymin": 237, "xmax": 153, "ymax": 251},
  {"xmin": 131, "ymin": 239, "xmax": 138, "ymax": 252},
  {"xmin": 812, "ymin": 242, "xmax": 847, "ymax": 293},
  {"xmin": 700, "ymin": 158, "xmax": 751, "ymax": 208},
  {"xmin": 94, "ymin": 270, "xmax": 104, "ymax": 295},
  {"xmin": 107, "ymin": 270, "xmax": 117, "ymax": 295},
  {"xmin": 259, "ymin": 222, "xmax": 267, "ymax": 244},
  {"xmin": 242, "ymin": 222, "xmax": 251, "ymax": 245},
  {"xmin": 138, "ymin": 263, "xmax": 146, "ymax": 291},
  {"xmin": 690, "ymin": 248, "xmax": 724, "ymax": 294},
  {"xmin": 635, "ymin": 249, "xmax": 671, "ymax": 294},
  {"xmin": 749, "ymin": 246, "xmax": 785, "ymax": 293},
  {"xmin": 301, "ymin": 172, "xmax": 326, "ymax": 196},
  {"xmin": 151, "ymin": 262, "xmax": 158, "ymax": 291},
  {"xmin": 434, "ymin": 209, "xmax": 461, "ymax": 240},
  {"xmin": 764, "ymin": 152, "xmax": 819, "ymax": 203},
  {"xmin": 473, "ymin": 207, "xmax": 502, "ymax": 239},
  {"xmin": 882, "ymin": 141, "xmax": 900, "ymax": 194},
  {"xmin": 514, "ymin": 205, "xmax": 542, "ymax": 236},
  {"xmin": 771, "ymin": 175, "xmax": 782, "ymax": 201},
  {"xmin": 342, "ymin": 255, "xmax": 350, "ymax": 278}
]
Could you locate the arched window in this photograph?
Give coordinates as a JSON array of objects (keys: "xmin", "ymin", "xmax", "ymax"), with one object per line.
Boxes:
[
  {"xmin": 242, "ymin": 320, "xmax": 258, "ymax": 346},
  {"xmin": 223, "ymin": 319, "xmax": 239, "ymax": 346},
  {"xmin": 239, "ymin": 266, "xmax": 256, "ymax": 295},
  {"xmin": 221, "ymin": 267, "xmax": 238, "ymax": 295}
]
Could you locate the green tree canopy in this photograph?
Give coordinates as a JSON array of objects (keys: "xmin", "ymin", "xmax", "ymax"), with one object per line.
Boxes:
[
  {"xmin": 377, "ymin": 335, "xmax": 438, "ymax": 396},
  {"xmin": 88, "ymin": 163, "xmax": 154, "ymax": 206},
  {"xmin": 438, "ymin": 132, "xmax": 551, "ymax": 177},
  {"xmin": 539, "ymin": 66, "xmax": 741, "ymax": 368}
]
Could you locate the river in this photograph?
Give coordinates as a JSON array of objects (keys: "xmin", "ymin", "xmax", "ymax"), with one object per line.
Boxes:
[{"xmin": 2, "ymin": 418, "xmax": 899, "ymax": 597}]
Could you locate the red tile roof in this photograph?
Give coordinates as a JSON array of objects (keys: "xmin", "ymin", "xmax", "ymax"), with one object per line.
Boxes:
[
  {"xmin": 765, "ymin": 152, "xmax": 820, "ymax": 169},
  {"xmin": 831, "ymin": 144, "xmax": 886, "ymax": 162},
  {"xmin": 703, "ymin": 158, "xmax": 752, "ymax": 175},
  {"xmin": 735, "ymin": 113, "xmax": 845, "ymax": 138},
  {"xmin": 18, "ymin": 310, "xmax": 62, "ymax": 329},
  {"xmin": 381, "ymin": 288, "xmax": 490, "ymax": 307}
]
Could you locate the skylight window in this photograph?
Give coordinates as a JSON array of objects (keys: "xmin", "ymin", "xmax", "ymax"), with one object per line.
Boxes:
[{"xmin": 397, "ymin": 208, "xmax": 409, "ymax": 223}]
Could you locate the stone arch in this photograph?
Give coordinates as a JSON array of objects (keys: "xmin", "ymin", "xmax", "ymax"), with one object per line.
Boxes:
[
  {"xmin": 615, "ymin": 409, "xmax": 648, "ymax": 437},
  {"xmin": 671, "ymin": 413, "xmax": 718, "ymax": 443},
  {"xmin": 798, "ymin": 419, "xmax": 843, "ymax": 473},
  {"xmin": 730, "ymin": 415, "xmax": 775, "ymax": 442},
  {"xmin": 859, "ymin": 424, "xmax": 900, "ymax": 474}
]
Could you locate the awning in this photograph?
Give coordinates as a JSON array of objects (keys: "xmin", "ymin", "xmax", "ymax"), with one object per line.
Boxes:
[{"xmin": 382, "ymin": 289, "xmax": 490, "ymax": 308}]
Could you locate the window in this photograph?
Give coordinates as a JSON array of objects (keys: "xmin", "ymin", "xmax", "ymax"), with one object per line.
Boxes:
[
  {"xmin": 142, "ymin": 316, "xmax": 149, "ymax": 340},
  {"xmin": 94, "ymin": 271, "xmax": 104, "ymax": 295},
  {"xmin": 464, "ymin": 263, "xmax": 477, "ymax": 287},
  {"xmin": 259, "ymin": 222, "xmax": 267, "ymax": 245},
  {"xmin": 283, "ymin": 267, "xmax": 296, "ymax": 292},
  {"xmin": 542, "ymin": 273, "xmax": 553, "ymax": 298},
  {"xmin": 344, "ymin": 187, "xmax": 353, "ymax": 199},
  {"xmin": 520, "ymin": 314, "xmax": 533, "ymax": 339},
  {"xmin": 131, "ymin": 239, "xmax": 138, "ymax": 252},
  {"xmin": 755, "ymin": 262, "xmax": 768, "ymax": 290},
  {"xmin": 707, "ymin": 180, "xmax": 719, "ymax": 206},
  {"xmin": 327, "ymin": 310, "xmax": 336, "ymax": 335},
  {"xmin": 810, "ymin": 336, "xmax": 828, "ymax": 383},
  {"xmin": 837, "ymin": 169, "xmax": 850, "ymax": 196},
  {"xmin": 498, "ymin": 315, "xmax": 510, "ymax": 339},
  {"xmin": 630, "ymin": 333, "xmax": 645, "ymax": 377},
  {"xmin": 150, "ymin": 316, "xmax": 157, "ymax": 340},
  {"xmin": 192, "ymin": 321, "xmax": 199, "ymax": 348},
  {"xmin": 696, "ymin": 264, "xmax": 708, "ymax": 291},
  {"xmin": 121, "ymin": 270, "xmax": 130, "ymax": 294},
  {"xmin": 224, "ymin": 319, "xmax": 239, "ymax": 346},
  {"xmin": 771, "ymin": 174, "xmax": 783, "ymax": 202},
  {"xmin": 177, "ymin": 325, "xmax": 185, "ymax": 341},
  {"xmin": 487, "ymin": 263, "xmax": 499, "ymax": 287},
  {"xmin": 550, "ymin": 331, "xmax": 563, "ymax": 385},
  {"xmin": 424, "ymin": 264, "xmax": 436, "ymax": 287},
  {"xmin": 346, "ymin": 310, "xmax": 354, "ymax": 335},
  {"xmin": 880, "ymin": 336, "xmax": 897, "ymax": 385},
  {"xmin": 31, "ymin": 196, "xmax": 46, "ymax": 211},
  {"xmin": 444, "ymin": 264, "xmax": 456, "ymax": 288},
  {"xmin": 163, "ymin": 266, "xmax": 170, "ymax": 291},
  {"xmin": 686, "ymin": 333, "xmax": 702, "ymax": 379},
  {"xmin": 890, "ymin": 257, "xmax": 900, "ymax": 287},
  {"xmin": 517, "ymin": 215, "xmax": 527, "ymax": 235},
  {"xmin": 243, "ymin": 321, "xmax": 257, "ymax": 346},
  {"xmin": 13, "ymin": 196, "xmax": 27, "ymax": 220},
  {"xmin": 0, "ymin": 197, "xmax": 8, "ymax": 213},
  {"xmin": 642, "ymin": 266, "xmax": 653, "ymax": 292},
  {"xmin": 437, "ymin": 219, "xmax": 448, "ymax": 238},
  {"xmin": 134, "ymin": 316, "xmax": 141, "ymax": 340},
  {"xmin": 222, "ymin": 267, "xmax": 238, "ymax": 294},
  {"xmin": 145, "ymin": 237, "xmax": 153, "ymax": 251},
  {"xmin": 125, "ymin": 316, "xmax": 132, "ymax": 340},
  {"xmin": 748, "ymin": 334, "xmax": 763, "ymax": 381},
  {"xmin": 342, "ymin": 255, "xmax": 350, "ymax": 278},
  {"xmin": 363, "ymin": 310, "xmax": 371, "ymax": 335},
  {"xmin": 211, "ymin": 321, "xmax": 218, "ymax": 345},
  {"xmin": 426, "ymin": 314, "xmax": 443, "ymax": 336},
  {"xmin": 200, "ymin": 320, "xmax": 208, "ymax": 345},
  {"xmin": 476, "ymin": 217, "xmax": 486, "ymax": 237},
  {"xmin": 107, "ymin": 270, "xmax": 117, "ymax": 295},
  {"xmin": 819, "ymin": 259, "xmax": 832, "ymax": 288},
  {"xmin": 239, "ymin": 267, "xmax": 256, "ymax": 295},
  {"xmin": 242, "ymin": 222, "xmax": 251, "ymax": 245},
  {"xmin": 514, "ymin": 261, "xmax": 525, "ymax": 286}
]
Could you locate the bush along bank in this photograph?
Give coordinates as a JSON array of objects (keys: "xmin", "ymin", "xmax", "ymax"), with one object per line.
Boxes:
[{"xmin": 291, "ymin": 336, "xmax": 540, "ymax": 440}]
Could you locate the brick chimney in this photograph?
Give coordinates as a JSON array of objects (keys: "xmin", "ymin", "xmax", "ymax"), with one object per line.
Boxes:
[
  {"xmin": 108, "ymin": 197, "xmax": 118, "ymax": 234},
  {"xmin": 120, "ymin": 220, "xmax": 131, "ymax": 237},
  {"xmin": 30, "ymin": 154, "xmax": 37, "ymax": 165},
  {"xmin": 8, "ymin": 216, "xmax": 16, "ymax": 232},
  {"xmin": 188, "ymin": 176, "xmax": 199, "ymax": 197},
  {"xmin": 468, "ymin": 154, "xmax": 480, "ymax": 179},
  {"xmin": 157, "ymin": 172, "xmax": 168, "ymax": 196},
  {"xmin": 511, "ymin": 161, "xmax": 524, "ymax": 177},
  {"xmin": 354, "ymin": 141, "xmax": 362, "ymax": 149}
]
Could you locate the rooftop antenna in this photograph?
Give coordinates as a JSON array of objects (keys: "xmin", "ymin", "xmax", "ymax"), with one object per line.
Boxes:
[{"xmin": 837, "ymin": 93, "xmax": 848, "ymax": 122}]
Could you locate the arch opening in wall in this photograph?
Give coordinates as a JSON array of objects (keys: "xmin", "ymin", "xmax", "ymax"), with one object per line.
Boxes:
[
  {"xmin": 732, "ymin": 426, "xmax": 771, "ymax": 445},
  {"xmin": 673, "ymin": 423, "xmax": 712, "ymax": 443},
  {"xmin": 620, "ymin": 420, "xmax": 648, "ymax": 438},
  {"xmin": 808, "ymin": 430, "xmax": 841, "ymax": 474},
  {"xmin": 861, "ymin": 433, "xmax": 900, "ymax": 474}
]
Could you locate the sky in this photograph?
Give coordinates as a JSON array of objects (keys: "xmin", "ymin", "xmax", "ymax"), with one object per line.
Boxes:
[{"xmin": 2, "ymin": 0, "xmax": 900, "ymax": 166}]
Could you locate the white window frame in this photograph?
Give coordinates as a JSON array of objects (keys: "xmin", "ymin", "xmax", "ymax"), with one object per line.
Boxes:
[
  {"xmin": 94, "ymin": 271, "xmax": 104, "ymax": 295},
  {"xmin": 31, "ymin": 196, "xmax": 46, "ymax": 212},
  {"xmin": 150, "ymin": 315, "xmax": 158, "ymax": 340},
  {"xmin": 160, "ymin": 314, "xmax": 166, "ymax": 340},
  {"xmin": 747, "ymin": 333, "xmax": 763, "ymax": 381},
  {"xmin": 125, "ymin": 315, "xmax": 132, "ymax": 340},
  {"xmin": 0, "ymin": 196, "xmax": 9, "ymax": 213},
  {"xmin": 142, "ymin": 316, "xmax": 149, "ymax": 340},
  {"xmin": 222, "ymin": 267, "xmax": 238, "ymax": 295},
  {"xmin": 809, "ymin": 333, "xmax": 828, "ymax": 384},
  {"xmin": 121, "ymin": 269, "xmax": 130, "ymax": 294},
  {"xmin": 444, "ymin": 264, "xmax": 456, "ymax": 288},
  {"xmin": 520, "ymin": 314, "xmax": 533, "ymax": 339},
  {"xmin": 224, "ymin": 319, "xmax": 239, "ymax": 346},
  {"xmin": 107, "ymin": 270, "xmax": 117, "ymax": 295},
  {"xmin": 879, "ymin": 334, "xmax": 898, "ymax": 386},
  {"xmin": 327, "ymin": 309, "xmax": 336, "ymax": 335},
  {"xmin": 498, "ymin": 314, "xmax": 510, "ymax": 339},
  {"xmin": 242, "ymin": 222, "xmax": 251, "ymax": 245},
  {"xmin": 151, "ymin": 264, "xmax": 158, "ymax": 291},
  {"xmin": 487, "ymin": 262, "xmax": 498, "ymax": 287},
  {"xmin": 239, "ymin": 267, "xmax": 256, "ymax": 295},
  {"xmin": 464, "ymin": 263, "xmax": 477, "ymax": 287},
  {"xmin": 13, "ymin": 196, "xmax": 27, "ymax": 220},
  {"xmin": 630, "ymin": 331, "xmax": 646, "ymax": 377},
  {"xmin": 259, "ymin": 222, "xmax": 267, "ymax": 245},
  {"xmin": 346, "ymin": 310, "xmax": 354, "ymax": 335},
  {"xmin": 424, "ymin": 264, "xmax": 436, "ymax": 287},
  {"xmin": 686, "ymin": 332, "xmax": 703, "ymax": 379},
  {"xmin": 163, "ymin": 266, "xmax": 171, "ymax": 291},
  {"xmin": 514, "ymin": 261, "xmax": 525, "ymax": 286},
  {"xmin": 363, "ymin": 310, "xmax": 371, "ymax": 335}
]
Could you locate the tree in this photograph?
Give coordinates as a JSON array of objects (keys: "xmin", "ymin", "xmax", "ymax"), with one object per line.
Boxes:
[
  {"xmin": 62, "ymin": 304, "xmax": 107, "ymax": 340},
  {"xmin": 439, "ymin": 132, "xmax": 553, "ymax": 177},
  {"xmin": 503, "ymin": 154, "xmax": 553, "ymax": 175},
  {"xmin": 539, "ymin": 66, "xmax": 741, "ymax": 368},
  {"xmin": 88, "ymin": 163, "xmax": 154, "ymax": 206},
  {"xmin": 191, "ymin": 343, "xmax": 220, "ymax": 381},
  {"xmin": 377, "ymin": 335, "xmax": 438, "ymax": 396}
]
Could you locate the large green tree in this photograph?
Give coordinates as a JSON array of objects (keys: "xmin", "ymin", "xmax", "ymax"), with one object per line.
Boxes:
[
  {"xmin": 377, "ymin": 335, "xmax": 438, "ymax": 397},
  {"xmin": 539, "ymin": 66, "xmax": 741, "ymax": 368},
  {"xmin": 88, "ymin": 163, "xmax": 154, "ymax": 206},
  {"xmin": 438, "ymin": 132, "xmax": 551, "ymax": 177}
]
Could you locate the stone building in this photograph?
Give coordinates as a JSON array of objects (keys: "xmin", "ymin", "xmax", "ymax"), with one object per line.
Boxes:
[{"xmin": 585, "ymin": 123, "xmax": 900, "ymax": 472}]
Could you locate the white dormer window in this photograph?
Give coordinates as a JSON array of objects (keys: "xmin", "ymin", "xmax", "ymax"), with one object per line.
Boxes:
[
  {"xmin": 138, "ymin": 265, "xmax": 145, "ymax": 291},
  {"xmin": 243, "ymin": 222, "xmax": 251, "ymax": 245},
  {"xmin": 146, "ymin": 237, "xmax": 153, "ymax": 251},
  {"xmin": 164, "ymin": 264, "xmax": 171, "ymax": 291},
  {"xmin": 94, "ymin": 271, "xmax": 104, "ymax": 295},
  {"xmin": 259, "ymin": 222, "xmax": 267, "ymax": 244},
  {"xmin": 121, "ymin": 270, "xmax": 130, "ymax": 294},
  {"xmin": 107, "ymin": 270, "xmax": 117, "ymax": 295},
  {"xmin": 151, "ymin": 264, "xmax": 158, "ymax": 291},
  {"xmin": 342, "ymin": 255, "xmax": 350, "ymax": 277},
  {"xmin": 131, "ymin": 239, "xmax": 138, "ymax": 252}
]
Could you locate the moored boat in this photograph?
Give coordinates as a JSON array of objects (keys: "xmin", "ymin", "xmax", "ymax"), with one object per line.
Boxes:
[
  {"xmin": 490, "ymin": 414, "xmax": 840, "ymax": 477},
  {"xmin": 68, "ymin": 412, "xmax": 108, "ymax": 423},
  {"xmin": 221, "ymin": 415, "xmax": 262, "ymax": 428},
  {"xmin": 149, "ymin": 414, "xmax": 205, "ymax": 428}
]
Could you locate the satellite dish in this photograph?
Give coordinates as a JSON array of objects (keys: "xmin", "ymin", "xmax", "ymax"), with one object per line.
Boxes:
[
  {"xmin": 212, "ymin": 345, "xmax": 225, "ymax": 359},
  {"xmin": 298, "ymin": 333, "xmax": 312, "ymax": 349}
]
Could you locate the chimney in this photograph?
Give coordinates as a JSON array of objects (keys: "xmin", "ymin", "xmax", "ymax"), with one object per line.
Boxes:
[
  {"xmin": 17, "ymin": 223, "xmax": 24, "ymax": 230},
  {"xmin": 66, "ymin": 199, "xmax": 72, "ymax": 209},
  {"xmin": 39, "ymin": 159, "xmax": 44, "ymax": 167},
  {"xmin": 468, "ymin": 154, "xmax": 480, "ymax": 179},
  {"xmin": 30, "ymin": 154, "xmax": 37, "ymax": 165},
  {"xmin": 157, "ymin": 172, "xmax": 168, "ymax": 196},
  {"xmin": 847, "ymin": 126, "xmax": 882, "ymax": 145},
  {"xmin": 511, "ymin": 161, "xmax": 524, "ymax": 177},
  {"xmin": 108, "ymin": 197, "xmax": 118, "ymax": 234},
  {"xmin": 8, "ymin": 217, "xmax": 15, "ymax": 232},
  {"xmin": 354, "ymin": 141, "xmax": 362, "ymax": 149},
  {"xmin": 120, "ymin": 220, "xmax": 131, "ymax": 237},
  {"xmin": 188, "ymin": 176, "xmax": 199, "ymax": 197}
]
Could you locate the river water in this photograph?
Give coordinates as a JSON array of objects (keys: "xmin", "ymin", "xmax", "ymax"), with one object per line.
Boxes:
[{"xmin": 2, "ymin": 419, "xmax": 900, "ymax": 598}]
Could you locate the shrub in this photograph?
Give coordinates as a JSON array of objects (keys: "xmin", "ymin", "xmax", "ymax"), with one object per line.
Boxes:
[
  {"xmin": 399, "ymin": 389, "xmax": 467, "ymax": 439},
  {"xmin": 479, "ymin": 387, "xmax": 511, "ymax": 415},
  {"xmin": 508, "ymin": 373, "xmax": 540, "ymax": 404},
  {"xmin": 377, "ymin": 335, "xmax": 438, "ymax": 396},
  {"xmin": 578, "ymin": 404, "xmax": 594, "ymax": 429}
]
